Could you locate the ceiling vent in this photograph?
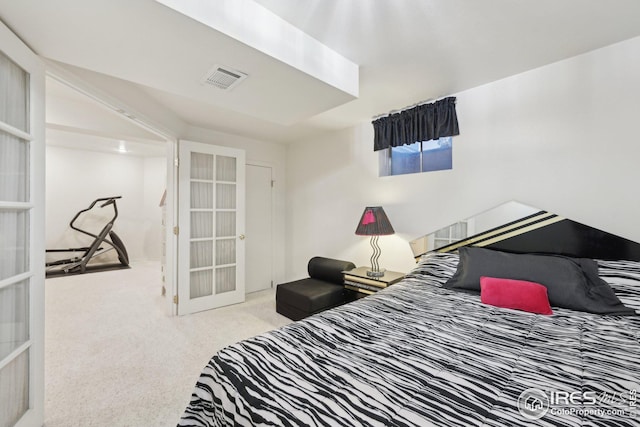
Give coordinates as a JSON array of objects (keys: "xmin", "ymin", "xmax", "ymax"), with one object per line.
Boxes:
[{"xmin": 201, "ymin": 65, "xmax": 248, "ymax": 91}]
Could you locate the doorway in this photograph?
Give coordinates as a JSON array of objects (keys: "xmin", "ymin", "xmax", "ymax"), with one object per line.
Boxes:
[
  {"xmin": 45, "ymin": 76, "xmax": 169, "ymax": 274},
  {"xmin": 42, "ymin": 71, "xmax": 177, "ymax": 424},
  {"xmin": 245, "ymin": 163, "xmax": 274, "ymax": 294}
]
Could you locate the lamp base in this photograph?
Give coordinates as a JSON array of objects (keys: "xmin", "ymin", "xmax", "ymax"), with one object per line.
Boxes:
[{"xmin": 366, "ymin": 269, "xmax": 386, "ymax": 278}]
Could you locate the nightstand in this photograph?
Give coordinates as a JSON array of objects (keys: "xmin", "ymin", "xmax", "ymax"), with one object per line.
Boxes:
[{"xmin": 343, "ymin": 267, "xmax": 405, "ymax": 299}]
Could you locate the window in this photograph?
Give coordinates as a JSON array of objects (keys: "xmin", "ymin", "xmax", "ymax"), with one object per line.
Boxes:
[
  {"xmin": 379, "ymin": 137, "xmax": 452, "ymax": 176},
  {"xmin": 433, "ymin": 221, "xmax": 467, "ymax": 249}
]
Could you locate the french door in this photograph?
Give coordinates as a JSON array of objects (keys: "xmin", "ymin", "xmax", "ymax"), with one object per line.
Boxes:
[
  {"xmin": 177, "ymin": 140, "xmax": 246, "ymax": 315},
  {"xmin": 0, "ymin": 20, "xmax": 45, "ymax": 427}
]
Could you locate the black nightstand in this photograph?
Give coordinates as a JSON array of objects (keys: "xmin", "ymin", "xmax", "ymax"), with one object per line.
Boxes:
[{"xmin": 343, "ymin": 267, "xmax": 405, "ymax": 299}]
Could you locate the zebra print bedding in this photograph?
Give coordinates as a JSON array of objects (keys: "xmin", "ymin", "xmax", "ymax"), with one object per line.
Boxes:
[{"xmin": 179, "ymin": 253, "xmax": 640, "ymax": 426}]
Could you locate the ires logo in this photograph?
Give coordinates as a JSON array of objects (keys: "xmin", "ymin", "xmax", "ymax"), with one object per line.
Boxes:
[
  {"xmin": 549, "ymin": 391, "xmax": 597, "ymax": 406},
  {"xmin": 517, "ymin": 388, "xmax": 638, "ymax": 420},
  {"xmin": 517, "ymin": 388, "xmax": 550, "ymax": 420}
]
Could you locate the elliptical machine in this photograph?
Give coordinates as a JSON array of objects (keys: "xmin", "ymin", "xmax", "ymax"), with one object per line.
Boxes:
[{"xmin": 46, "ymin": 196, "xmax": 130, "ymax": 277}]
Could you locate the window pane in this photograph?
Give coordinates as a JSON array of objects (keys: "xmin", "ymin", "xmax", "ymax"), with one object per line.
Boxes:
[
  {"xmin": 0, "ymin": 210, "xmax": 29, "ymax": 281},
  {"xmin": 216, "ymin": 156, "xmax": 236, "ymax": 182},
  {"xmin": 190, "ymin": 241, "xmax": 213, "ymax": 269},
  {"xmin": 190, "ymin": 212, "xmax": 213, "ymax": 239},
  {"xmin": 0, "ymin": 349, "xmax": 29, "ymax": 427},
  {"xmin": 0, "ymin": 50, "xmax": 29, "ymax": 132},
  {"xmin": 215, "ymin": 239, "xmax": 236, "ymax": 266},
  {"xmin": 216, "ymin": 183, "xmax": 236, "ymax": 209},
  {"xmin": 216, "ymin": 211, "xmax": 235, "ymax": 237},
  {"xmin": 391, "ymin": 142, "xmax": 421, "ymax": 175},
  {"xmin": 0, "ymin": 132, "xmax": 29, "ymax": 202},
  {"xmin": 190, "ymin": 153, "xmax": 213, "ymax": 180},
  {"xmin": 450, "ymin": 221, "xmax": 467, "ymax": 239},
  {"xmin": 0, "ymin": 280, "xmax": 29, "ymax": 360},
  {"xmin": 422, "ymin": 137, "xmax": 452, "ymax": 172},
  {"xmin": 434, "ymin": 228, "xmax": 450, "ymax": 239},
  {"xmin": 190, "ymin": 182, "xmax": 213, "ymax": 209},
  {"xmin": 215, "ymin": 266, "xmax": 236, "ymax": 294},
  {"xmin": 190, "ymin": 269, "xmax": 213, "ymax": 299}
]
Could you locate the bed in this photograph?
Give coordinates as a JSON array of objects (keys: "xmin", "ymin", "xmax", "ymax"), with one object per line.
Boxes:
[{"xmin": 179, "ymin": 203, "xmax": 640, "ymax": 426}]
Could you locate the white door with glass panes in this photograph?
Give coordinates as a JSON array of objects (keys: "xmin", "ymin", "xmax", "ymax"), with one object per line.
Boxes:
[
  {"xmin": 0, "ymin": 20, "xmax": 46, "ymax": 427},
  {"xmin": 177, "ymin": 140, "xmax": 245, "ymax": 315}
]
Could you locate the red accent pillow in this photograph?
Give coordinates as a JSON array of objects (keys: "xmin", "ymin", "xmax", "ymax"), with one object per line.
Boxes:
[{"xmin": 480, "ymin": 276, "xmax": 553, "ymax": 315}]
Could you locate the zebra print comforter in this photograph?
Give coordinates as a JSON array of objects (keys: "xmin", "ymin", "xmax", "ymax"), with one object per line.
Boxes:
[{"xmin": 179, "ymin": 254, "xmax": 640, "ymax": 426}]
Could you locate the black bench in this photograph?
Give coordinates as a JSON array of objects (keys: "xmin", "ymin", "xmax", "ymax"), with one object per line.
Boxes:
[{"xmin": 276, "ymin": 257, "xmax": 356, "ymax": 321}]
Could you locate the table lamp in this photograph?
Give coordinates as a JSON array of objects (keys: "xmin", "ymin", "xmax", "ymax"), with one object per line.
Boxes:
[{"xmin": 355, "ymin": 206, "xmax": 395, "ymax": 277}]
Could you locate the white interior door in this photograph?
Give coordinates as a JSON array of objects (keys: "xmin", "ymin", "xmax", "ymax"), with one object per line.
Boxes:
[
  {"xmin": 245, "ymin": 164, "xmax": 273, "ymax": 293},
  {"xmin": 0, "ymin": 20, "xmax": 45, "ymax": 427},
  {"xmin": 177, "ymin": 140, "xmax": 245, "ymax": 315}
]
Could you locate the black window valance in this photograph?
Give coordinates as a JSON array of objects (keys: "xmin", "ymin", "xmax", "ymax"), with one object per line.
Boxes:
[{"xmin": 372, "ymin": 96, "xmax": 459, "ymax": 151}]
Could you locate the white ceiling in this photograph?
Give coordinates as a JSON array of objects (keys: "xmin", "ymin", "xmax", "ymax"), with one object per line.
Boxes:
[
  {"xmin": 46, "ymin": 127, "xmax": 167, "ymax": 157},
  {"xmin": 2, "ymin": 0, "xmax": 640, "ymax": 144},
  {"xmin": 46, "ymin": 75, "xmax": 167, "ymax": 156}
]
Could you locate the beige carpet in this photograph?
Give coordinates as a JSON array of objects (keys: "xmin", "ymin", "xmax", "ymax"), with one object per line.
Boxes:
[{"xmin": 44, "ymin": 262, "xmax": 291, "ymax": 427}]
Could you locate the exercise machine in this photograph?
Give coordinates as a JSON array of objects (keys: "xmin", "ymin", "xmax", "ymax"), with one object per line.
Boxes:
[{"xmin": 46, "ymin": 196, "xmax": 130, "ymax": 277}]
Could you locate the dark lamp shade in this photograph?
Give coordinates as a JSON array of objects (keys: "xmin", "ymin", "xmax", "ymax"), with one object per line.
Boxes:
[{"xmin": 355, "ymin": 206, "xmax": 395, "ymax": 236}]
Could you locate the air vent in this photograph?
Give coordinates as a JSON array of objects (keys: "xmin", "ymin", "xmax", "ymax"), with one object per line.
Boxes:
[{"xmin": 201, "ymin": 65, "xmax": 248, "ymax": 90}]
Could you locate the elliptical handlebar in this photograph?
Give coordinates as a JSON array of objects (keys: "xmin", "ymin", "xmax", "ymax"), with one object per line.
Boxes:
[{"xmin": 69, "ymin": 196, "xmax": 122, "ymax": 239}]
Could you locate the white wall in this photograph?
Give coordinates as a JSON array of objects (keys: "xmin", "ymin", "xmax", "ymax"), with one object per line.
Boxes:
[
  {"xmin": 286, "ymin": 35, "xmax": 640, "ymax": 279},
  {"xmin": 46, "ymin": 145, "xmax": 166, "ymax": 262},
  {"xmin": 182, "ymin": 126, "xmax": 288, "ymax": 286}
]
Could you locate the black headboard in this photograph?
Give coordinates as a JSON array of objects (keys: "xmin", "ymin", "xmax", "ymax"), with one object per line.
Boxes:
[{"xmin": 410, "ymin": 202, "xmax": 640, "ymax": 262}]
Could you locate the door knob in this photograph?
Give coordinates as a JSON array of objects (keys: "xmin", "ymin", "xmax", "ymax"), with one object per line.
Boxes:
[{"xmin": 239, "ymin": 234, "xmax": 245, "ymax": 240}]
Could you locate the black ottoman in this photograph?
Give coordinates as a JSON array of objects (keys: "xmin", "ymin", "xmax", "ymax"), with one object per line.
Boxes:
[{"xmin": 276, "ymin": 257, "xmax": 355, "ymax": 321}]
